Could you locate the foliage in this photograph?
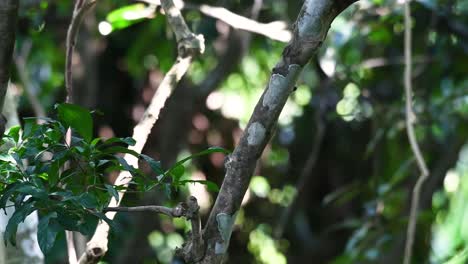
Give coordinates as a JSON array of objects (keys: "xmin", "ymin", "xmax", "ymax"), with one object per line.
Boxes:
[
  {"xmin": 5, "ymin": 0, "xmax": 468, "ymax": 263},
  {"xmin": 0, "ymin": 103, "xmax": 224, "ymax": 254}
]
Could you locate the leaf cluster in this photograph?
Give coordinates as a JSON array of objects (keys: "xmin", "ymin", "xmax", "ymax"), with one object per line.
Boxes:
[{"xmin": 0, "ymin": 103, "xmax": 226, "ymax": 253}]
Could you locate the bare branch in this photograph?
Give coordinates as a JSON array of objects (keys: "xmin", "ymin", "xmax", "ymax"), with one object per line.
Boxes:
[
  {"xmin": 160, "ymin": 0, "xmax": 205, "ymax": 56},
  {"xmin": 199, "ymin": 0, "xmax": 356, "ymax": 262},
  {"xmin": 65, "ymin": 0, "xmax": 97, "ymax": 103},
  {"xmin": 77, "ymin": 1, "xmax": 204, "ymax": 263},
  {"xmin": 140, "ymin": 0, "xmax": 292, "ymax": 42},
  {"xmin": 104, "ymin": 197, "xmax": 196, "ymax": 218},
  {"xmin": 105, "ymin": 197, "xmax": 204, "ymax": 262},
  {"xmin": 64, "ymin": 2, "xmax": 98, "ymax": 260},
  {"xmin": 403, "ymin": 1, "xmax": 430, "ymax": 264}
]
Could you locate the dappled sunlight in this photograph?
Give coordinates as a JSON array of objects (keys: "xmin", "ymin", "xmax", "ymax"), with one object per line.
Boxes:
[
  {"xmin": 336, "ymin": 82, "xmax": 373, "ymax": 122},
  {"xmin": 206, "ymin": 91, "xmax": 224, "ymax": 110},
  {"xmin": 148, "ymin": 231, "xmax": 184, "ymax": 263},
  {"xmin": 248, "ymin": 225, "xmax": 288, "ymax": 264},
  {"xmin": 188, "ymin": 171, "xmax": 212, "ymax": 213},
  {"xmin": 98, "ymin": 21, "xmax": 112, "ymax": 36}
]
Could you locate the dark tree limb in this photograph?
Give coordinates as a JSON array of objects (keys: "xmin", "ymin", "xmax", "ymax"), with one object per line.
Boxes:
[
  {"xmin": 199, "ymin": 0, "xmax": 357, "ymax": 263},
  {"xmin": 0, "ymin": 0, "xmax": 19, "ymax": 124}
]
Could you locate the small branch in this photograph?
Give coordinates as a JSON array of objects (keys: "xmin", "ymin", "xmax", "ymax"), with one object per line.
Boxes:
[
  {"xmin": 139, "ymin": 0, "xmax": 292, "ymax": 42},
  {"xmin": 403, "ymin": 1, "xmax": 430, "ymax": 264},
  {"xmin": 187, "ymin": 3, "xmax": 291, "ymax": 43},
  {"xmin": 78, "ymin": 1, "xmax": 204, "ymax": 263},
  {"xmin": 160, "ymin": 0, "xmax": 205, "ymax": 57},
  {"xmin": 175, "ymin": 196, "xmax": 204, "ymax": 262},
  {"xmin": 102, "ymin": 197, "xmax": 204, "ymax": 263},
  {"xmin": 104, "ymin": 205, "xmax": 179, "ymax": 216},
  {"xmin": 64, "ymin": 2, "xmax": 97, "ymax": 261},
  {"xmin": 65, "ymin": 0, "xmax": 96, "ymax": 103}
]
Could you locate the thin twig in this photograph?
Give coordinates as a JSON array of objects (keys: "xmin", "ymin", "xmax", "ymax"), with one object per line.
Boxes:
[
  {"xmin": 104, "ymin": 205, "xmax": 175, "ymax": 215},
  {"xmin": 403, "ymin": 1, "xmax": 430, "ymax": 264},
  {"xmin": 65, "ymin": 0, "xmax": 96, "ymax": 103},
  {"xmin": 64, "ymin": 1, "xmax": 97, "ymax": 261}
]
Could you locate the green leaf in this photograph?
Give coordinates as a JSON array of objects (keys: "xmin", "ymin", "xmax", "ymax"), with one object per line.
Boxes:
[
  {"xmin": 7, "ymin": 126, "xmax": 21, "ymax": 142},
  {"xmin": 57, "ymin": 103, "xmax": 93, "ymax": 142},
  {"xmin": 0, "ymin": 183, "xmax": 21, "ymax": 211},
  {"xmin": 179, "ymin": 180, "xmax": 220, "ymax": 192},
  {"xmin": 104, "ymin": 184, "xmax": 119, "ymax": 202},
  {"xmin": 4, "ymin": 200, "xmax": 35, "ymax": 246},
  {"xmin": 16, "ymin": 184, "xmax": 48, "ymax": 200},
  {"xmin": 103, "ymin": 137, "xmax": 136, "ymax": 146},
  {"xmin": 76, "ymin": 193, "xmax": 99, "ymax": 209},
  {"xmin": 168, "ymin": 164, "xmax": 185, "ymax": 183},
  {"xmin": 163, "ymin": 147, "xmax": 229, "ymax": 182},
  {"xmin": 90, "ymin": 138, "xmax": 101, "ymax": 146},
  {"xmin": 99, "ymin": 146, "xmax": 139, "ymax": 157},
  {"xmin": 90, "ymin": 211, "xmax": 117, "ymax": 230},
  {"xmin": 22, "ymin": 119, "xmax": 38, "ymax": 139},
  {"xmin": 115, "ymin": 156, "xmax": 134, "ymax": 172},
  {"xmin": 106, "ymin": 4, "xmax": 148, "ymax": 31},
  {"xmin": 170, "ymin": 147, "xmax": 230, "ymax": 169},
  {"xmin": 140, "ymin": 154, "xmax": 163, "ymax": 174},
  {"xmin": 47, "ymin": 162, "xmax": 60, "ymax": 186},
  {"xmin": 76, "ymin": 212, "xmax": 98, "ymax": 235},
  {"xmin": 37, "ymin": 212, "xmax": 62, "ymax": 254}
]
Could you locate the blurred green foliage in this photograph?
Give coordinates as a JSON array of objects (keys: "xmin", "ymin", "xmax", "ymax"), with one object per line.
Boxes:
[{"xmin": 4, "ymin": 0, "xmax": 468, "ymax": 263}]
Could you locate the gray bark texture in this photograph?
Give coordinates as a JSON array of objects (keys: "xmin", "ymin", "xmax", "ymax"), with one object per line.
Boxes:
[{"xmin": 198, "ymin": 0, "xmax": 356, "ymax": 263}]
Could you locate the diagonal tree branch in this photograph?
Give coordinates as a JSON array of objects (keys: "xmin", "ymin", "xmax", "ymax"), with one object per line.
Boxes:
[
  {"xmin": 199, "ymin": 0, "xmax": 357, "ymax": 263},
  {"xmin": 140, "ymin": 0, "xmax": 292, "ymax": 42},
  {"xmin": 77, "ymin": 1, "xmax": 204, "ymax": 263}
]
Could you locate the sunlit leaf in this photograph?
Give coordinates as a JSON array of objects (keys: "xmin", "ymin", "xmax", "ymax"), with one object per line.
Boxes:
[{"xmin": 57, "ymin": 103, "xmax": 93, "ymax": 142}]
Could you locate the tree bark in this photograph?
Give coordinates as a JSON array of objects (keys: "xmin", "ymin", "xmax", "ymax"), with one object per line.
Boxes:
[
  {"xmin": 0, "ymin": 0, "xmax": 18, "ymax": 111},
  {"xmin": 199, "ymin": 0, "xmax": 357, "ymax": 262}
]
